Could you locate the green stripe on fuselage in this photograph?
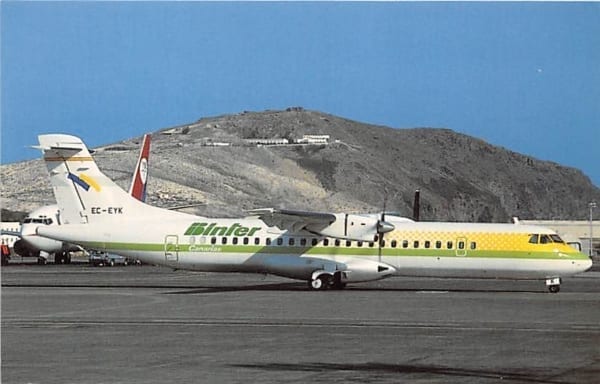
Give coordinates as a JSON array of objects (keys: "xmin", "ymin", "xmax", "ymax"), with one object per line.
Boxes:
[{"xmin": 79, "ymin": 241, "xmax": 587, "ymax": 260}]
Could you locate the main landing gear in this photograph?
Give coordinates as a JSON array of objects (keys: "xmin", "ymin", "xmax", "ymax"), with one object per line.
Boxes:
[
  {"xmin": 546, "ymin": 277, "xmax": 561, "ymax": 293},
  {"xmin": 307, "ymin": 272, "xmax": 346, "ymax": 291}
]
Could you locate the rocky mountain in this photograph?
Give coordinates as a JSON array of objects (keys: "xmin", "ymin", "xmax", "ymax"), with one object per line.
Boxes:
[{"xmin": 2, "ymin": 108, "xmax": 599, "ymax": 222}]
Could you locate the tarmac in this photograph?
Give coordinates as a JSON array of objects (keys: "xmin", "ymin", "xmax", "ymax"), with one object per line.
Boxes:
[{"xmin": 2, "ymin": 263, "xmax": 599, "ymax": 384}]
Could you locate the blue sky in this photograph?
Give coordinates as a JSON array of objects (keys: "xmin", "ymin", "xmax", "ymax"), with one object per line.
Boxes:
[{"xmin": 2, "ymin": 2, "xmax": 599, "ymax": 186}]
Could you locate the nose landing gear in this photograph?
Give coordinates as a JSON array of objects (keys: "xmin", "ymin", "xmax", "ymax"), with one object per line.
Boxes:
[{"xmin": 546, "ymin": 277, "xmax": 561, "ymax": 293}]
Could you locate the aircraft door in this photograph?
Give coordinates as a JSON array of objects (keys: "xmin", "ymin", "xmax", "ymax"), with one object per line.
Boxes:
[
  {"xmin": 456, "ymin": 237, "xmax": 467, "ymax": 257},
  {"xmin": 165, "ymin": 235, "xmax": 179, "ymax": 262},
  {"xmin": 455, "ymin": 237, "xmax": 467, "ymax": 257}
]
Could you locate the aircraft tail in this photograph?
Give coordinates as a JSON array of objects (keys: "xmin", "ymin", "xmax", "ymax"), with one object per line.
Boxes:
[
  {"xmin": 128, "ymin": 134, "xmax": 151, "ymax": 202},
  {"xmin": 37, "ymin": 134, "xmax": 160, "ymax": 225}
]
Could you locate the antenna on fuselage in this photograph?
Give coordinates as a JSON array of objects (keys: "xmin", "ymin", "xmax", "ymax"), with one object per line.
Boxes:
[{"xmin": 412, "ymin": 189, "xmax": 420, "ymax": 222}]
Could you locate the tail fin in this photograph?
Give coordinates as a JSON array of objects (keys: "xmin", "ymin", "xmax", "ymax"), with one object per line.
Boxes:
[
  {"xmin": 37, "ymin": 134, "xmax": 152, "ymax": 225},
  {"xmin": 128, "ymin": 134, "xmax": 151, "ymax": 202}
]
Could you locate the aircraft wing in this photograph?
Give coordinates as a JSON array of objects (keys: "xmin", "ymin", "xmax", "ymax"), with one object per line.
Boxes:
[
  {"xmin": 247, "ymin": 208, "xmax": 336, "ymax": 233},
  {"xmin": 249, "ymin": 208, "xmax": 395, "ymax": 241}
]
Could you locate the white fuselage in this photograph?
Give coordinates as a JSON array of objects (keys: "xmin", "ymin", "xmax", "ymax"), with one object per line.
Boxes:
[{"xmin": 38, "ymin": 214, "xmax": 592, "ymax": 282}]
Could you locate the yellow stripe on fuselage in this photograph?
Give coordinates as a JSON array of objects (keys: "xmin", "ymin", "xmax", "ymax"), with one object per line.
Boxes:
[{"xmin": 386, "ymin": 230, "xmax": 580, "ymax": 255}]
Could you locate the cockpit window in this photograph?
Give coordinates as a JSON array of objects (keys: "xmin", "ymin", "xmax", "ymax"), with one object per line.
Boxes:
[
  {"xmin": 24, "ymin": 218, "xmax": 32, "ymax": 223},
  {"xmin": 528, "ymin": 234, "xmax": 539, "ymax": 244},
  {"xmin": 550, "ymin": 234, "xmax": 564, "ymax": 244},
  {"xmin": 540, "ymin": 234, "xmax": 552, "ymax": 244},
  {"xmin": 43, "ymin": 218, "xmax": 53, "ymax": 225}
]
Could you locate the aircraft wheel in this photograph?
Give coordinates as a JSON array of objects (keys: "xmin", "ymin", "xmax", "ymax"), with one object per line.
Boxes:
[
  {"xmin": 309, "ymin": 278, "xmax": 322, "ymax": 290},
  {"xmin": 309, "ymin": 275, "xmax": 331, "ymax": 291},
  {"xmin": 548, "ymin": 285, "xmax": 560, "ymax": 293}
]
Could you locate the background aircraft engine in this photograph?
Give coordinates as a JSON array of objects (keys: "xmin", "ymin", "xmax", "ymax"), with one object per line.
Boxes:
[{"xmin": 13, "ymin": 239, "xmax": 40, "ymax": 258}]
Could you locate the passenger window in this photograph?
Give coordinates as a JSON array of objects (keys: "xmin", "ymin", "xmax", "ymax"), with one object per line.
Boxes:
[
  {"xmin": 277, "ymin": 238, "xmax": 283, "ymax": 246},
  {"xmin": 232, "ymin": 237, "xmax": 238, "ymax": 245},
  {"xmin": 211, "ymin": 237, "xmax": 217, "ymax": 245},
  {"xmin": 447, "ymin": 241, "xmax": 453, "ymax": 249},
  {"xmin": 300, "ymin": 238, "xmax": 307, "ymax": 246},
  {"xmin": 243, "ymin": 237, "xmax": 249, "ymax": 245},
  {"xmin": 424, "ymin": 241, "xmax": 430, "ymax": 249},
  {"xmin": 458, "ymin": 241, "xmax": 465, "ymax": 250},
  {"xmin": 402, "ymin": 240, "xmax": 409, "ymax": 248},
  {"xmin": 289, "ymin": 238, "xmax": 295, "ymax": 246},
  {"xmin": 357, "ymin": 241, "xmax": 363, "ymax": 247},
  {"xmin": 266, "ymin": 238, "xmax": 271, "ymax": 246},
  {"xmin": 391, "ymin": 240, "xmax": 397, "ymax": 248},
  {"xmin": 335, "ymin": 239, "xmax": 341, "ymax": 246},
  {"xmin": 368, "ymin": 242, "xmax": 374, "ymax": 248},
  {"xmin": 312, "ymin": 239, "xmax": 318, "ymax": 246},
  {"xmin": 381, "ymin": 240, "xmax": 386, "ymax": 247},
  {"xmin": 346, "ymin": 240, "xmax": 352, "ymax": 247},
  {"xmin": 540, "ymin": 235, "xmax": 551, "ymax": 244},
  {"xmin": 323, "ymin": 239, "xmax": 329, "ymax": 246},
  {"xmin": 254, "ymin": 237, "xmax": 260, "ymax": 245},
  {"xmin": 529, "ymin": 234, "xmax": 539, "ymax": 244},
  {"xmin": 436, "ymin": 241, "xmax": 442, "ymax": 249},
  {"xmin": 222, "ymin": 237, "xmax": 227, "ymax": 245},
  {"xmin": 414, "ymin": 241, "xmax": 419, "ymax": 248},
  {"xmin": 470, "ymin": 242, "xmax": 477, "ymax": 250}
]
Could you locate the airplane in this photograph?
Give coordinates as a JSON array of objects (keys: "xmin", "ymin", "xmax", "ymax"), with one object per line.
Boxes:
[
  {"xmin": 3, "ymin": 134, "xmax": 151, "ymax": 265},
  {"xmin": 33, "ymin": 134, "xmax": 592, "ymax": 292}
]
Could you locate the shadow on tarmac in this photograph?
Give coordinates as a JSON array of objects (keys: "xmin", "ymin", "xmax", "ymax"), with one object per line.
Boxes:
[
  {"xmin": 1, "ymin": 281, "xmax": 547, "ymax": 294},
  {"xmin": 230, "ymin": 362, "xmax": 574, "ymax": 384}
]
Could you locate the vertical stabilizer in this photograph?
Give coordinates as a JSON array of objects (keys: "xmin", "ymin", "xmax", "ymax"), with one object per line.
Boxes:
[
  {"xmin": 128, "ymin": 134, "xmax": 151, "ymax": 202},
  {"xmin": 37, "ymin": 134, "xmax": 152, "ymax": 225}
]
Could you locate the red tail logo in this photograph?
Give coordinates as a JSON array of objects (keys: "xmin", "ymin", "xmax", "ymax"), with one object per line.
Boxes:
[{"xmin": 129, "ymin": 134, "xmax": 151, "ymax": 202}]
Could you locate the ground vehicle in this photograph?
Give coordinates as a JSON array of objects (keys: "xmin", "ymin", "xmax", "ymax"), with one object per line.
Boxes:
[{"xmin": 89, "ymin": 251, "xmax": 131, "ymax": 267}]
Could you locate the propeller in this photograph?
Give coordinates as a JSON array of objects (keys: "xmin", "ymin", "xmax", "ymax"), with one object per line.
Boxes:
[{"xmin": 377, "ymin": 193, "xmax": 395, "ymax": 262}]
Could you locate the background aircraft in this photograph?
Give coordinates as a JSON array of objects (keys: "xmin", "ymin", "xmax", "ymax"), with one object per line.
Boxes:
[{"xmin": 1, "ymin": 134, "xmax": 151, "ymax": 264}]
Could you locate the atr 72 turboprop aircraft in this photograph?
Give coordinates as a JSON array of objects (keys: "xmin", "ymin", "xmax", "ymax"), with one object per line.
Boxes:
[
  {"xmin": 3, "ymin": 134, "xmax": 151, "ymax": 264},
  {"xmin": 34, "ymin": 134, "xmax": 591, "ymax": 292}
]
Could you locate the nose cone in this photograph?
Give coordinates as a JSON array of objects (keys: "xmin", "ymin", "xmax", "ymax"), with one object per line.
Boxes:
[
  {"xmin": 377, "ymin": 221, "xmax": 395, "ymax": 234},
  {"xmin": 581, "ymin": 257, "xmax": 593, "ymax": 273}
]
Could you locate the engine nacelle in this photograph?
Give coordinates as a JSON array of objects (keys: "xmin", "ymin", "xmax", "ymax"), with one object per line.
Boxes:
[
  {"xmin": 308, "ymin": 214, "xmax": 392, "ymax": 242},
  {"xmin": 260, "ymin": 255, "xmax": 343, "ymax": 280}
]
